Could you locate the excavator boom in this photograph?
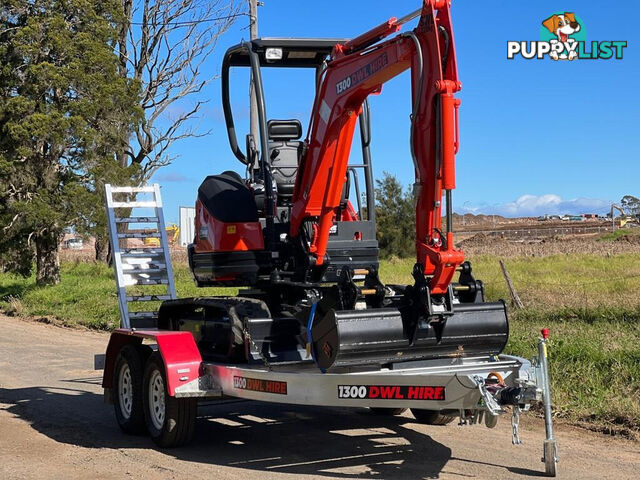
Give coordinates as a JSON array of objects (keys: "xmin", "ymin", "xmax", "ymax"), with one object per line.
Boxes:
[{"xmin": 291, "ymin": 0, "xmax": 463, "ymax": 294}]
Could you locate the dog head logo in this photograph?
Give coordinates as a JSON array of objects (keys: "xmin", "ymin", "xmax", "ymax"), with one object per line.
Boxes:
[
  {"xmin": 541, "ymin": 12, "xmax": 583, "ymax": 60},
  {"xmin": 542, "ymin": 13, "xmax": 581, "ymax": 42}
]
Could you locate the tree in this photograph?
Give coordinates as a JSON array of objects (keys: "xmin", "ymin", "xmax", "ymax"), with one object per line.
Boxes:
[
  {"xmin": 0, "ymin": 0, "xmax": 140, "ymax": 284},
  {"xmin": 620, "ymin": 195, "xmax": 640, "ymax": 217},
  {"xmin": 115, "ymin": 0, "xmax": 242, "ymax": 179},
  {"xmin": 80, "ymin": 0, "xmax": 241, "ymax": 262},
  {"xmin": 375, "ymin": 172, "xmax": 415, "ymax": 258}
]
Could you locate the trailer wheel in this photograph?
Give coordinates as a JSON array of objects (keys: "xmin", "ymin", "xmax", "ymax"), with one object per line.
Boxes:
[
  {"xmin": 370, "ymin": 408, "xmax": 407, "ymax": 416},
  {"xmin": 411, "ymin": 409, "xmax": 456, "ymax": 425},
  {"xmin": 143, "ymin": 352, "xmax": 197, "ymax": 448},
  {"xmin": 113, "ymin": 345, "xmax": 146, "ymax": 435}
]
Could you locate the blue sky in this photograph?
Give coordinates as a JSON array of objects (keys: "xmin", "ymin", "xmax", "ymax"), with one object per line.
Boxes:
[{"xmin": 151, "ymin": 1, "xmax": 639, "ymax": 223}]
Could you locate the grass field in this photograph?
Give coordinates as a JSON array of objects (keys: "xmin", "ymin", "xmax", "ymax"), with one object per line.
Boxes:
[{"xmin": 1, "ymin": 254, "xmax": 639, "ymax": 437}]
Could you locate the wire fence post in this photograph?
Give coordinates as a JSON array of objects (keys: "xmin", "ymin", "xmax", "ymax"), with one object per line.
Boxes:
[{"xmin": 499, "ymin": 259, "xmax": 524, "ymax": 309}]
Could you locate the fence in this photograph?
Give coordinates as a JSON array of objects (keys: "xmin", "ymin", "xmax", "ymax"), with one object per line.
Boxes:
[
  {"xmin": 490, "ymin": 260, "xmax": 640, "ymax": 312},
  {"xmin": 456, "ymin": 223, "xmax": 613, "ymax": 240}
]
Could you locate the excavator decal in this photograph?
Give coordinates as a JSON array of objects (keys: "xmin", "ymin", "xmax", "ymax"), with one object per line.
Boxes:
[{"xmin": 335, "ymin": 52, "xmax": 389, "ymax": 95}]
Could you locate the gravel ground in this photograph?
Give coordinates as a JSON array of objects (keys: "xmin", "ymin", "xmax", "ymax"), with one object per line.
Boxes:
[{"xmin": 1, "ymin": 314, "xmax": 639, "ymax": 480}]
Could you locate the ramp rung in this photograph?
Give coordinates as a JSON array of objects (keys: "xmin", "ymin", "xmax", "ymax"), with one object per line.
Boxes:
[
  {"xmin": 129, "ymin": 311, "xmax": 158, "ymax": 319},
  {"xmin": 122, "ymin": 260, "xmax": 166, "ymax": 268},
  {"xmin": 121, "ymin": 249, "xmax": 164, "ymax": 256},
  {"xmin": 122, "ymin": 267, "xmax": 166, "ymax": 275},
  {"xmin": 116, "ymin": 217, "xmax": 159, "ymax": 223},
  {"xmin": 112, "ymin": 201, "xmax": 157, "ymax": 208},
  {"xmin": 123, "ymin": 278, "xmax": 169, "ymax": 286},
  {"xmin": 126, "ymin": 295, "xmax": 172, "ymax": 302},
  {"xmin": 109, "ymin": 186, "xmax": 155, "ymax": 193},
  {"xmin": 124, "ymin": 270, "xmax": 166, "ymax": 279},
  {"xmin": 130, "ymin": 318, "xmax": 158, "ymax": 329},
  {"xmin": 117, "ymin": 232, "xmax": 160, "ymax": 239}
]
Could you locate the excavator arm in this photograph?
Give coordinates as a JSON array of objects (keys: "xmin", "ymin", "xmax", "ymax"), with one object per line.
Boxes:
[{"xmin": 290, "ymin": 0, "xmax": 463, "ymax": 295}]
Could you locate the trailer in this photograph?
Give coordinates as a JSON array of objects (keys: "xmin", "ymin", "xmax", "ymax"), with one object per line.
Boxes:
[
  {"xmin": 100, "ymin": 3, "xmax": 559, "ymax": 475},
  {"xmin": 99, "ymin": 183, "xmax": 558, "ymax": 477}
]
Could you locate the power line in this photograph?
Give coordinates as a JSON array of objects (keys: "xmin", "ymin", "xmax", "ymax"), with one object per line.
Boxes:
[
  {"xmin": 125, "ymin": 12, "xmax": 248, "ymax": 27},
  {"xmin": 4, "ymin": 2, "xmax": 248, "ymax": 28}
]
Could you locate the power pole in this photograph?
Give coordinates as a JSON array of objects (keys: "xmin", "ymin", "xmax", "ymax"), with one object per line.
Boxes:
[{"xmin": 249, "ymin": 0, "xmax": 259, "ymax": 160}]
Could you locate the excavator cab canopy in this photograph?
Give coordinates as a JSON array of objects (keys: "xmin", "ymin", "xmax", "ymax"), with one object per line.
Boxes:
[
  {"xmin": 221, "ymin": 37, "xmax": 376, "ymax": 224},
  {"xmin": 224, "ymin": 38, "xmax": 347, "ymax": 68},
  {"xmin": 221, "ymin": 38, "xmax": 349, "ymax": 167}
]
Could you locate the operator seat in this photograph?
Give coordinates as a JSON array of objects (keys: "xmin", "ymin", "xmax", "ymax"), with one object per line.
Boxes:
[{"xmin": 267, "ymin": 119, "xmax": 303, "ymax": 205}]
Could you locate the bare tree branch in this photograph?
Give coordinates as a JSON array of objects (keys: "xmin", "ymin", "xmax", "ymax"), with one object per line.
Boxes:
[{"xmin": 117, "ymin": 0, "xmax": 242, "ymax": 182}]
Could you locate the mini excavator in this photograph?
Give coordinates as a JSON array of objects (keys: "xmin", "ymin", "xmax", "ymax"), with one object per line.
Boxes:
[{"xmin": 165, "ymin": 0, "xmax": 510, "ymax": 370}]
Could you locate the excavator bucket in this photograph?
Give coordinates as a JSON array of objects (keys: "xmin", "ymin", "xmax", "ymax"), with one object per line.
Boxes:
[{"xmin": 310, "ymin": 301, "xmax": 509, "ymax": 371}]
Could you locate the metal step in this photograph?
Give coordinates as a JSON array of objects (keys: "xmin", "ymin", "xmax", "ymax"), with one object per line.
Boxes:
[
  {"xmin": 130, "ymin": 318, "xmax": 158, "ymax": 329},
  {"xmin": 126, "ymin": 295, "xmax": 173, "ymax": 302},
  {"xmin": 116, "ymin": 217, "xmax": 159, "ymax": 223},
  {"xmin": 121, "ymin": 260, "xmax": 166, "ymax": 269},
  {"xmin": 117, "ymin": 232, "xmax": 160, "ymax": 239},
  {"xmin": 111, "ymin": 201, "xmax": 158, "ymax": 208},
  {"xmin": 123, "ymin": 277, "xmax": 169, "ymax": 286},
  {"xmin": 122, "ymin": 267, "xmax": 166, "ymax": 275},
  {"xmin": 129, "ymin": 311, "xmax": 159, "ymax": 329},
  {"xmin": 121, "ymin": 249, "xmax": 164, "ymax": 257},
  {"xmin": 129, "ymin": 311, "xmax": 158, "ymax": 319},
  {"xmin": 109, "ymin": 186, "xmax": 155, "ymax": 193}
]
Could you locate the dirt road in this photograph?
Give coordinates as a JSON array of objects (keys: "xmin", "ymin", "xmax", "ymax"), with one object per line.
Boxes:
[{"xmin": 1, "ymin": 315, "xmax": 638, "ymax": 480}]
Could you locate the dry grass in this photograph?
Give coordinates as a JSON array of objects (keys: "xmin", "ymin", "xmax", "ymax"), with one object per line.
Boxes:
[
  {"xmin": 382, "ymin": 252, "xmax": 640, "ymax": 311},
  {"xmin": 3, "ymin": 296, "xmax": 24, "ymax": 316},
  {"xmin": 458, "ymin": 233, "xmax": 640, "ymax": 258}
]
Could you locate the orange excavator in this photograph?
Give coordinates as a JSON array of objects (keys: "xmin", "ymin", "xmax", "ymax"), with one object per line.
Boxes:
[{"xmin": 183, "ymin": 0, "xmax": 507, "ymax": 369}]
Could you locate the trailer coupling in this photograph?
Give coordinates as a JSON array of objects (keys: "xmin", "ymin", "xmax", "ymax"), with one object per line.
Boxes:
[{"xmin": 465, "ymin": 329, "xmax": 557, "ymax": 477}]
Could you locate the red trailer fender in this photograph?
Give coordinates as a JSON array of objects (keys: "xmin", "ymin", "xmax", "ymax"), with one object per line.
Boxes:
[{"xmin": 102, "ymin": 329, "xmax": 203, "ymax": 396}]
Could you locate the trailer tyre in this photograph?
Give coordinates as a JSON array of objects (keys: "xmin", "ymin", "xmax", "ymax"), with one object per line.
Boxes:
[
  {"xmin": 370, "ymin": 408, "xmax": 407, "ymax": 416},
  {"xmin": 113, "ymin": 345, "xmax": 146, "ymax": 435},
  {"xmin": 411, "ymin": 409, "xmax": 456, "ymax": 425},
  {"xmin": 143, "ymin": 352, "xmax": 197, "ymax": 448}
]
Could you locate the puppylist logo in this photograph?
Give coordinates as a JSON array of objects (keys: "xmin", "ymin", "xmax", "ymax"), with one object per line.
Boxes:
[{"xmin": 508, "ymin": 12, "xmax": 627, "ymax": 61}]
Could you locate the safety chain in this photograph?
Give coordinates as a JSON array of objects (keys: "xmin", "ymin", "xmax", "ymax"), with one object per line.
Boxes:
[
  {"xmin": 473, "ymin": 375, "xmax": 505, "ymax": 416},
  {"xmin": 512, "ymin": 407, "xmax": 522, "ymax": 445}
]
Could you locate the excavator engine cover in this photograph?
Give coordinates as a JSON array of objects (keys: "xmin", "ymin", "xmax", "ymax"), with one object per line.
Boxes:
[
  {"xmin": 310, "ymin": 302, "xmax": 508, "ymax": 370},
  {"xmin": 189, "ymin": 172, "xmax": 266, "ymax": 286}
]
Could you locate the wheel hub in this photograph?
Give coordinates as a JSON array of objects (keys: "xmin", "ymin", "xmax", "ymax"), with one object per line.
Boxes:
[
  {"xmin": 149, "ymin": 370, "xmax": 166, "ymax": 430},
  {"xmin": 118, "ymin": 363, "xmax": 133, "ymax": 419}
]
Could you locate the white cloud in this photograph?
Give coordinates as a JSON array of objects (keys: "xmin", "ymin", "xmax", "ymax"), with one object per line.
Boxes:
[{"xmin": 458, "ymin": 194, "xmax": 611, "ymax": 217}]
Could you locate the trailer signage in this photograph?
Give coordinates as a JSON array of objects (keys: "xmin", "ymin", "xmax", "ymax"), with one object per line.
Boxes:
[
  {"xmin": 337, "ymin": 385, "xmax": 445, "ymax": 400},
  {"xmin": 233, "ymin": 376, "xmax": 287, "ymax": 395}
]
